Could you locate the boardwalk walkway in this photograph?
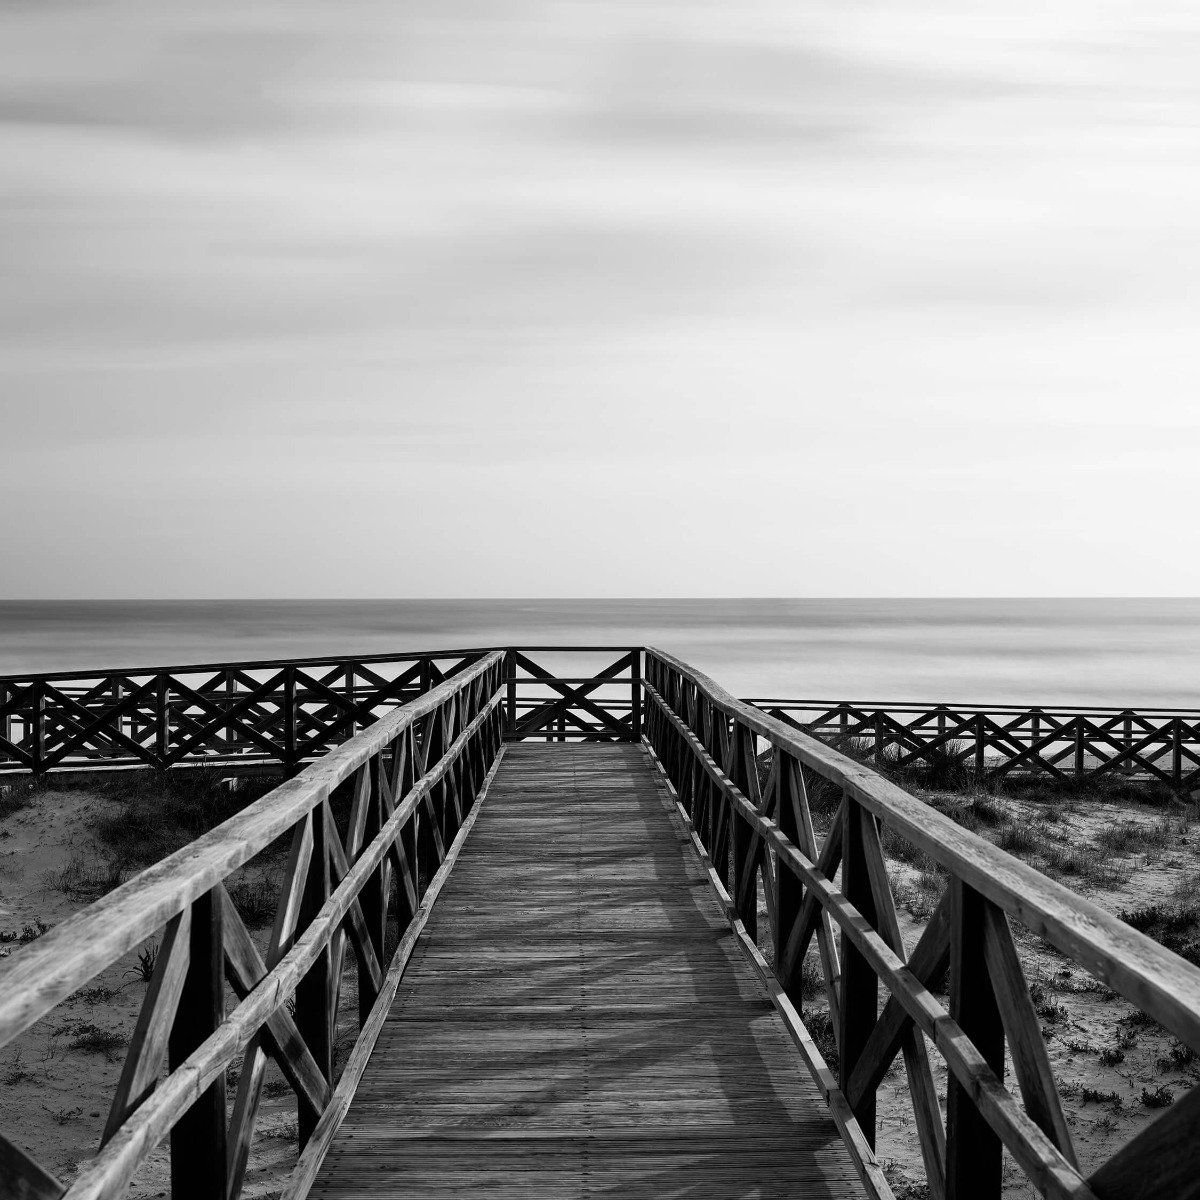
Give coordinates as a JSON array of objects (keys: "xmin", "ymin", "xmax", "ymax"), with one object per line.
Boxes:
[{"xmin": 311, "ymin": 742, "xmax": 863, "ymax": 1199}]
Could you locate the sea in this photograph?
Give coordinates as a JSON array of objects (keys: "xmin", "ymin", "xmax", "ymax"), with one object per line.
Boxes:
[{"xmin": 1, "ymin": 599, "xmax": 1199, "ymax": 710}]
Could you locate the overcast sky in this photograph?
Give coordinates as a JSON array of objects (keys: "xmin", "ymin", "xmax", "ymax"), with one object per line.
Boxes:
[{"xmin": 1, "ymin": 0, "xmax": 1198, "ymax": 598}]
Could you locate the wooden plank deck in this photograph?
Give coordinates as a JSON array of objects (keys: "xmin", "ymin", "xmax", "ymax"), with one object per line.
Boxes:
[{"xmin": 311, "ymin": 742, "xmax": 864, "ymax": 1199}]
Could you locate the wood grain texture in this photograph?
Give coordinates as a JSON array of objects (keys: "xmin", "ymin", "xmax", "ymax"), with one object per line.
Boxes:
[{"xmin": 309, "ymin": 743, "xmax": 863, "ymax": 1200}]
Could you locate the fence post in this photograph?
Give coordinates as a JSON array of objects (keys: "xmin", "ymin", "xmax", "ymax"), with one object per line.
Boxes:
[
  {"xmin": 630, "ymin": 649, "xmax": 642, "ymax": 741},
  {"xmin": 156, "ymin": 674, "xmax": 170, "ymax": 768},
  {"xmin": 295, "ymin": 806, "xmax": 332, "ymax": 1147},
  {"xmin": 1173, "ymin": 719, "xmax": 1184, "ymax": 794},
  {"xmin": 839, "ymin": 800, "xmax": 878, "ymax": 1147},
  {"xmin": 30, "ymin": 682, "xmax": 45, "ymax": 775},
  {"xmin": 169, "ymin": 889, "xmax": 227, "ymax": 1200},
  {"xmin": 284, "ymin": 665, "xmax": 298, "ymax": 773},
  {"xmin": 946, "ymin": 879, "xmax": 1004, "ymax": 1200},
  {"xmin": 505, "ymin": 650, "xmax": 517, "ymax": 740}
]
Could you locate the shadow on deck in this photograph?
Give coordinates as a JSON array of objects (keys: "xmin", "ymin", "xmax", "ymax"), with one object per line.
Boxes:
[{"xmin": 312, "ymin": 743, "xmax": 863, "ymax": 1199}]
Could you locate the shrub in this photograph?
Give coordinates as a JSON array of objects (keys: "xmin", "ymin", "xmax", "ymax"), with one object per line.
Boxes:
[
  {"xmin": 1141, "ymin": 1085, "xmax": 1174, "ymax": 1108},
  {"xmin": 996, "ymin": 822, "xmax": 1039, "ymax": 856}
]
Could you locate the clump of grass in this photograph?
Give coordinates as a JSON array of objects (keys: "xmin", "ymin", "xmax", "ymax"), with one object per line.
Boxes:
[
  {"xmin": 1098, "ymin": 1046, "xmax": 1125, "ymax": 1067},
  {"xmin": 1, "ymin": 920, "xmax": 51, "ymax": 945},
  {"xmin": 799, "ymin": 955, "xmax": 824, "ymax": 1002},
  {"xmin": 91, "ymin": 769, "xmax": 277, "ymax": 868},
  {"xmin": 1064, "ymin": 1038, "xmax": 1097, "ymax": 1054},
  {"xmin": 0, "ymin": 784, "xmax": 35, "ymax": 820},
  {"xmin": 68, "ymin": 1022, "xmax": 124, "ymax": 1061},
  {"xmin": 3, "ymin": 1050, "xmax": 31, "ymax": 1085},
  {"xmin": 803, "ymin": 1009, "xmax": 839, "ymax": 1072},
  {"xmin": 1119, "ymin": 888, "xmax": 1200, "ymax": 967},
  {"xmin": 49, "ymin": 854, "xmax": 124, "ymax": 900},
  {"xmin": 1041, "ymin": 844, "xmax": 1130, "ymax": 888},
  {"xmin": 130, "ymin": 942, "xmax": 158, "ymax": 983},
  {"xmin": 1095, "ymin": 820, "xmax": 1171, "ymax": 856},
  {"xmin": 228, "ymin": 875, "xmax": 278, "ymax": 929},
  {"xmin": 263, "ymin": 1075, "xmax": 292, "ymax": 1099},
  {"xmin": 1028, "ymin": 982, "xmax": 1068, "ymax": 1024},
  {"xmin": 1157, "ymin": 1041, "xmax": 1198, "ymax": 1072},
  {"xmin": 895, "ymin": 867, "xmax": 946, "ymax": 920},
  {"xmin": 266, "ymin": 1120, "xmax": 300, "ymax": 1142},
  {"xmin": 1141, "ymin": 1085, "xmax": 1174, "ymax": 1108},
  {"xmin": 965, "ymin": 794, "xmax": 1007, "ymax": 827},
  {"xmin": 1080, "ymin": 1087, "xmax": 1123, "ymax": 1107},
  {"xmin": 45, "ymin": 1104, "xmax": 83, "ymax": 1125},
  {"xmin": 77, "ymin": 983, "xmax": 118, "ymax": 1004},
  {"xmin": 996, "ymin": 822, "xmax": 1039, "ymax": 856}
]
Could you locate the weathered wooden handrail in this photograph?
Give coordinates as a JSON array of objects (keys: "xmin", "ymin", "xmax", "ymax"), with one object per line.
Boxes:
[
  {"xmin": 747, "ymin": 698, "xmax": 1200, "ymax": 791},
  {"xmin": 0, "ymin": 650, "xmax": 507, "ymax": 1200},
  {"xmin": 646, "ymin": 648, "xmax": 1200, "ymax": 1200}
]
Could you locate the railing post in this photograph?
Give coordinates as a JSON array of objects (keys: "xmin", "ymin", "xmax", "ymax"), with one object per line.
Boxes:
[
  {"xmin": 169, "ymin": 889, "xmax": 227, "ymax": 1200},
  {"xmin": 630, "ymin": 649, "xmax": 642, "ymax": 741},
  {"xmin": 838, "ymin": 799, "xmax": 878, "ymax": 1148},
  {"xmin": 30, "ymin": 682, "xmax": 45, "ymax": 775},
  {"xmin": 1074, "ymin": 718, "xmax": 1085, "ymax": 778},
  {"xmin": 1173, "ymin": 718, "xmax": 1184, "ymax": 793},
  {"xmin": 505, "ymin": 650, "xmax": 517, "ymax": 740},
  {"xmin": 156, "ymin": 673, "xmax": 170, "ymax": 767},
  {"xmin": 295, "ymin": 805, "xmax": 332, "ymax": 1146},
  {"xmin": 946, "ymin": 878, "xmax": 1004, "ymax": 1200},
  {"xmin": 284, "ymin": 665, "xmax": 298, "ymax": 772},
  {"xmin": 775, "ymin": 752, "xmax": 802, "ymax": 996},
  {"xmin": 729, "ymin": 724, "xmax": 759, "ymax": 941}
]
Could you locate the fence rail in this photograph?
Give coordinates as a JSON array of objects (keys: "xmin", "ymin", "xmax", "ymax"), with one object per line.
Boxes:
[
  {"xmin": 650, "ymin": 651, "xmax": 1200, "ymax": 1200},
  {"xmin": 748, "ymin": 699, "xmax": 1200, "ymax": 792},
  {"xmin": 0, "ymin": 647, "xmax": 643, "ymax": 776},
  {"xmin": 0, "ymin": 651, "xmax": 508, "ymax": 1200}
]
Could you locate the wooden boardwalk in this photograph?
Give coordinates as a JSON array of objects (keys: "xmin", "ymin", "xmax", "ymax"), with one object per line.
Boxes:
[{"xmin": 311, "ymin": 742, "xmax": 863, "ymax": 1199}]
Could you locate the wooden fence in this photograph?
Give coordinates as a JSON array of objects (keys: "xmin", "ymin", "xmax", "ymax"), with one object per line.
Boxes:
[
  {"xmin": 648, "ymin": 650, "xmax": 1200, "ymax": 1200},
  {"xmin": 0, "ymin": 651, "xmax": 508, "ymax": 1200},
  {"xmin": 748, "ymin": 698, "xmax": 1200, "ymax": 792},
  {"xmin": 0, "ymin": 647, "xmax": 642, "ymax": 776}
]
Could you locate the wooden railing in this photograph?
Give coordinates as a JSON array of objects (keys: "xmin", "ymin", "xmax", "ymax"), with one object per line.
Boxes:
[
  {"xmin": 748, "ymin": 698, "xmax": 1200, "ymax": 792},
  {"xmin": 647, "ymin": 650, "xmax": 1200, "ymax": 1200},
  {"xmin": 0, "ymin": 651, "xmax": 507, "ymax": 1200},
  {"xmin": 0, "ymin": 650, "xmax": 488, "ymax": 776},
  {"xmin": 0, "ymin": 647, "xmax": 641, "ymax": 776}
]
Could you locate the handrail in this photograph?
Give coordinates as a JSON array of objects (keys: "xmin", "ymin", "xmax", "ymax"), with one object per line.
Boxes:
[
  {"xmin": 0, "ymin": 650, "xmax": 507, "ymax": 1200},
  {"xmin": 645, "ymin": 646, "xmax": 1200, "ymax": 1200}
]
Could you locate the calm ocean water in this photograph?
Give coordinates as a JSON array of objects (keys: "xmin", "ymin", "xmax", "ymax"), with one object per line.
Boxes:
[{"xmin": 1, "ymin": 599, "xmax": 1198, "ymax": 709}]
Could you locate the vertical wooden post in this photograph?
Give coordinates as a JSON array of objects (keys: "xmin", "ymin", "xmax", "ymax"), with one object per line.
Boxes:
[
  {"xmin": 775, "ymin": 754, "xmax": 803, "ymax": 995},
  {"xmin": 1074, "ymin": 719, "xmax": 1085, "ymax": 778},
  {"xmin": 975, "ymin": 713, "xmax": 986, "ymax": 778},
  {"xmin": 729, "ymin": 724, "xmax": 758, "ymax": 941},
  {"xmin": 30, "ymin": 683, "xmax": 45, "ymax": 775},
  {"xmin": 630, "ymin": 649, "xmax": 642, "ymax": 741},
  {"xmin": 169, "ymin": 890, "xmax": 227, "ymax": 1200},
  {"xmin": 505, "ymin": 651, "xmax": 517, "ymax": 740},
  {"xmin": 946, "ymin": 878, "xmax": 1005, "ymax": 1200},
  {"xmin": 838, "ymin": 800, "xmax": 878, "ymax": 1147},
  {"xmin": 156, "ymin": 674, "xmax": 170, "ymax": 767},
  {"xmin": 1173, "ymin": 719, "xmax": 1183, "ymax": 794},
  {"xmin": 295, "ymin": 806, "xmax": 332, "ymax": 1146},
  {"xmin": 362, "ymin": 761, "xmax": 387, "ymax": 1022},
  {"xmin": 284, "ymin": 665, "xmax": 298, "ymax": 773}
]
